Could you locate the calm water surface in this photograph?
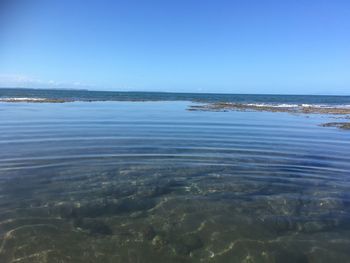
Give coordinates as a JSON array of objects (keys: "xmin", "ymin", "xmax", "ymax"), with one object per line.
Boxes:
[{"xmin": 0, "ymin": 101, "xmax": 350, "ymax": 263}]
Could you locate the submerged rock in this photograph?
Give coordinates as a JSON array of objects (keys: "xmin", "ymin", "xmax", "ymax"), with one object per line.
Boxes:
[
  {"xmin": 142, "ymin": 225, "xmax": 157, "ymax": 240},
  {"xmin": 320, "ymin": 122, "xmax": 350, "ymax": 130},
  {"xmin": 58, "ymin": 198, "xmax": 156, "ymax": 218},
  {"xmin": 139, "ymin": 180, "xmax": 184, "ymax": 198},
  {"xmin": 272, "ymin": 249, "xmax": 309, "ymax": 263},
  {"xmin": 173, "ymin": 233, "xmax": 204, "ymax": 255},
  {"xmin": 74, "ymin": 218, "xmax": 112, "ymax": 235},
  {"xmin": 113, "ymin": 198, "xmax": 157, "ymax": 214},
  {"xmin": 263, "ymin": 216, "xmax": 297, "ymax": 233},
  {"xmin": 138, "ymin": 185, "xmax": 171, "ymax": 198},
  {"xmin": 266, "ymin": 195, "xmax": 302, "ymax": 216},
  {"xmin": 152, "ymin": 235, "xmax": 168, "ymax": 250},
  {"xmin": 298, "ymin": 221, "xmax": 329, "ymax": 233}
]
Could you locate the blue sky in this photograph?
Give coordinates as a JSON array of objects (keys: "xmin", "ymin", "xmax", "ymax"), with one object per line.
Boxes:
[{"xmin": 1, "ymin": 0, "xmax": 349, "ymax": 94}]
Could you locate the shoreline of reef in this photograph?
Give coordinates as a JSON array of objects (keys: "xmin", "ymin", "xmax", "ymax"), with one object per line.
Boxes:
[{"xmin": 188, "ymin": 102, "xmax": 350, "ymax": 130}]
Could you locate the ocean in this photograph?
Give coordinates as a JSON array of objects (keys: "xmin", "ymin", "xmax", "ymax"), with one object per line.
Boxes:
[
  {"xmin": 1, "ymin": 87, "xmax": 350, "ymax": 105},
  {"xmin": 0, "ymin": 88, "xmax": 350, "ymax": 262}
]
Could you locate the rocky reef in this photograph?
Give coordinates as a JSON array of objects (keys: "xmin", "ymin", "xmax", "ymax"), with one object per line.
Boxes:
[
  {"xmin": 188, "ymin": 102, "xmax": 350, "ymax": 115},
  {"xmin": 188, "ymin": 103, "xmax": 350, "ymax": 130},
  {"xmin": 320, "ymin": 122, "xmax": 350, "ymax": 130}
]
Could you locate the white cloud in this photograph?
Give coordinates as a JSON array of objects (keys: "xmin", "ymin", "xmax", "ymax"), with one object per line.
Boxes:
[
  {"xmin": 0, "ymin": 74, "xmax": 37, "ymax": 87},
  {"xmin": 0, "ymin": 73, "xmax": 94, "ymax": 89}
]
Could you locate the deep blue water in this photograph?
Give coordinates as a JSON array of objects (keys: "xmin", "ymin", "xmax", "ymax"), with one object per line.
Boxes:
[
  {"xmin": 0, "ymin": 96, "xmax": 350, "ymax": 262},
  {"xmin": 1, "ymin": 88, "xmax": 350, "ymax": 105}
]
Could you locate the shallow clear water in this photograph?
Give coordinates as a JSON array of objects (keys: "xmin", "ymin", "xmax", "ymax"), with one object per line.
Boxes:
[{"xmin": 0, "ymin": 101, "xmax": 350, "ymax": 263}]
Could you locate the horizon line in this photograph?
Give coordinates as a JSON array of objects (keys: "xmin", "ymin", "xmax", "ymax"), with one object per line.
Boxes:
[{"xmin": 0, "ymin": 86, "xmax": 349, "ymax": 97}]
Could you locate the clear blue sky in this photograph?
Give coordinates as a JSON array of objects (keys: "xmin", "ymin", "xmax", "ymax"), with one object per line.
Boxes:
[{"xmin": 1, "ymin": 0, "xmax": 349, "ymax": 94}]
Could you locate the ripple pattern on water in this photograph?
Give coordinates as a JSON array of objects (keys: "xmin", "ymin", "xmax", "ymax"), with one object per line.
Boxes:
[{"xmin": 0, "ymin": 102, "xmax": 350, "ymax": 263}]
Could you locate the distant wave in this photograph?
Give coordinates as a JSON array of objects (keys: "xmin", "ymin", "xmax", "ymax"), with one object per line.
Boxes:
[
  {"xmin": 0, "ymin": 95, "xmax": 350, "ymax": 110},
  {"xmin": 245, "ymin": 103, "xmax": 350, "ymax": 108},
  {"xmin": 0, "ymin": 97, "xmax": 69, "ymax": 103}
]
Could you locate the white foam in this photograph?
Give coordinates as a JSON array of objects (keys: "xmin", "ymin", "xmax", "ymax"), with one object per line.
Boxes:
[
  {"xmin": 244, "ymin": 103, "xmax": 350, "ymax": 109},
  {"xmin": 0, "ymin": 97, "xmax": 49, "ymax": 102},
  {"xmin": 245, "ymin": 103, "xmax": 299, "ymax": 108}
]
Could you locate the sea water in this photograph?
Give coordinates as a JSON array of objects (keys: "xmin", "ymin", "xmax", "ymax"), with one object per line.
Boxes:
[{"xmin": 0, "ymin": 91, "xmax": 350, "ymax": 262}]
